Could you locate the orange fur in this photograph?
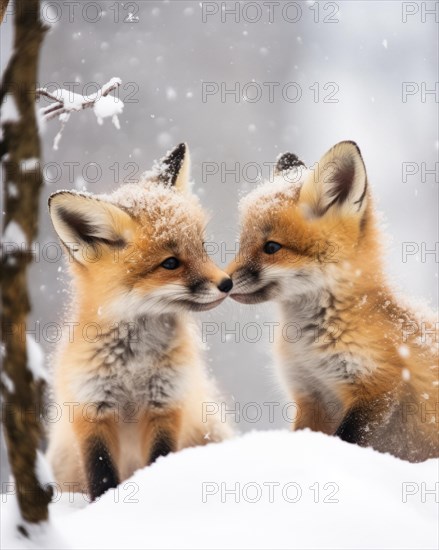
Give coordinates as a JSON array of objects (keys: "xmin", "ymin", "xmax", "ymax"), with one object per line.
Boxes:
[
  {"xmin": 229, "ymin": 141, "xmax": 438, "ymax": 462},
  {"xmin": 46, "ymin": 144, "xmax": 233, "ymax": 499}
]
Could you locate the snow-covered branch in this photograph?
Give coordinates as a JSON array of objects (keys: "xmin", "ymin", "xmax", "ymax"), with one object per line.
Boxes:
[{"xmin": 35, "ymin": 77, "xmax": 124, "ymax": 149}]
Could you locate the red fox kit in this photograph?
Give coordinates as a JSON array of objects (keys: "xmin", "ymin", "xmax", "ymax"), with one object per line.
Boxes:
[
  {"xmin": 228, "ymin": 141, "xmax": 438, "ymax": 462},
  {"xmin": 47, "ymin": 144, "xmax": 233, "ymax": 499}
]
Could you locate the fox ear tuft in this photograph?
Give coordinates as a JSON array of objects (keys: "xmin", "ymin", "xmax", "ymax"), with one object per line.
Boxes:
[
  {"xmin": 275, "ymin": 152, "xmax": 306, "ymax": 174},
  {"xmin": 48, "ymin": 192, "xmax": 133, "ymax": 264},
  {"xmin": 156, "ymin": 142, "xmax": 191, "ymax": 191},
  {"xmin": 300, "ymin": 141, "xmax": 368, "ymax": 218}
]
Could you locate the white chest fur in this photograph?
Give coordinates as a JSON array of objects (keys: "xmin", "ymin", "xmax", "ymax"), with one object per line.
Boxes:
[
  {"xmin": 68, "ymin": 314, "xmax": 193, "ymax": 410},
  {"xmin": 276, "ymin": 290, "xmax": 376, "ymax": 397}
]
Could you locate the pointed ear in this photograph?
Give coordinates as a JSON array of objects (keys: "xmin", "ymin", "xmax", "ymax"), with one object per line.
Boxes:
[
  {"xmin": 155, "ymin": 142, "xmax": 191, "ymax": 191},
  {"xmin": 275, "ymin": 152, "xmax": 306, "ymax": 175},
  {"xmin": 48, "ymin": 192, "xmax": 134, "ymax": 264},
  {"xmin": 299, "ymin": 141, "xmax": 368, "ymax": 218}
]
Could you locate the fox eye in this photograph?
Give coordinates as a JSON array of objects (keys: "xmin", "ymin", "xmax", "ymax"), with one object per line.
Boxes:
[
  {"xmin": 263, "ymin": 241, "xmax": 282, "ymax": 255},
  {"xmin": 161, "ymin": 257, "xmax": 180, "ymax": 270}
]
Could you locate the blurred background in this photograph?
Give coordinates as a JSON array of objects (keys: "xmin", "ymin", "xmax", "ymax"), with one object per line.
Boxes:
[{"xmin": 1, "ymin": 1, "xmax": 438, "ymax": 480}]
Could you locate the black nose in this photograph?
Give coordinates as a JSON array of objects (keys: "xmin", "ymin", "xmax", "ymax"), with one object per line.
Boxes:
[{"xmin": 217, "ymin": 278, "xmax": 233, "ymax": 293}]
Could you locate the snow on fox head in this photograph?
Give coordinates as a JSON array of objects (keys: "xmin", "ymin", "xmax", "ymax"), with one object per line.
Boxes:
[
  {"xmin": 228, "ymin": 141, "xmax": 372, "ymax": 303},
  {"xmin": 49, "ymin": 143, "xmax": 233, "ymax": 318}
]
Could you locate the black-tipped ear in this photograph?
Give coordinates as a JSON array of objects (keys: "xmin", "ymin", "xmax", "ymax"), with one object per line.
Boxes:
[
  {"xmin": 299, "ymin": 141, "xmax": 368, "ymax": 218},
  {"xmin": 275, "ymin": 152, "xmax": 306, "ymax": 174},
  {"xmin": 155, "ymin": 143, "xmax": 190, "ymax": 190}
]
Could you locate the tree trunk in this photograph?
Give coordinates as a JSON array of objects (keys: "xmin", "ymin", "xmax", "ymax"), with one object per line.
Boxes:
[{"xmin": 0, "ymin": 0, "xmax": 52, "ymax": 532}]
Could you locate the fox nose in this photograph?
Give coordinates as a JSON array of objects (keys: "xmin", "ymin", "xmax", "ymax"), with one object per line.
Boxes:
[{"xmin": 217, "ymin": 278, "xmax": 233, "ymax": 293}]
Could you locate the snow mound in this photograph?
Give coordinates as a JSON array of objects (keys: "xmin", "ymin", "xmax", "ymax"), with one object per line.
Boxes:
[{"xmin": 1, "ymin": 430, "xmax": 438, "ymax": 550}]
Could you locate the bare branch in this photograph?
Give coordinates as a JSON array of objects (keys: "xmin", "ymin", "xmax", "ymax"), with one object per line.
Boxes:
[{"xmin": 35, "ymin": 88, "xmax": 63, "ymax": 103}]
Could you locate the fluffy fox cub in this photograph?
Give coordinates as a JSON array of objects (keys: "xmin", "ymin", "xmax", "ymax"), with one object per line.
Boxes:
[
  {"xmin": 47, "ymin": 144, "xmax": 233, "ymax": 499},
  {"xmin": 228, "ymin": 141, "xmax": 438, "ymax": 462}
]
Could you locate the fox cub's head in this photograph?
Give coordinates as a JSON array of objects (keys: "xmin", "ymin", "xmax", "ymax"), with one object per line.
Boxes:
[
  {"xmin": 228, "ymin": 141, "xmax": 372, "ymax": 304},
  {"xmin": 49, "ymin": 144, "xmax": 233, "ymax": 317}
]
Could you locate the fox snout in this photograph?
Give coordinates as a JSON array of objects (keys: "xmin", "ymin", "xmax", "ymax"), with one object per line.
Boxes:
[
  {"xmin": 180, "ymin": 260, "xmax": 234, "ymax": 311},
  {"xmin": 226, "ymin": 260, "xmax": 273, "ymax": 304},
  {"xmin": 198, "ymin": 261, "xmax": 233, "ymax": 295},
  {"xmin": 225, "ymin": 258, "xmax": 244, "ymax": 292},
  {"xmin": 192, "ymin": 274, "xmax": 233, "ymax": 294},
  {"xmin": 217, "ymin": 277, "xmax": 233, "ymax": 293}
]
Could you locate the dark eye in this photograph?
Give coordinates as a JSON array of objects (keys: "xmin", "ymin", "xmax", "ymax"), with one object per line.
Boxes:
[
  {"xmin": 161, "ymin": 257, "xmax": 180, "ymax": 270},
  {"xmin": 263, "ymin": 241, "xmax": 282, "ymax": 255}
]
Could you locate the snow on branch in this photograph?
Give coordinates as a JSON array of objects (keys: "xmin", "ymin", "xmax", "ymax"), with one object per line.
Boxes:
[{"xmin": 35, "ymin": 77, "xmax": 124, "ymax": 150}]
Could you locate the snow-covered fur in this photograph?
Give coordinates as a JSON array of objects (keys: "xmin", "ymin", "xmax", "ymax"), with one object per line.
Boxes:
[
  {"xmin": 47, "ymin": 144, "xmax": 233, "ymax": 499},
  {"xmin": 229, "ymin": 141, "xmax": 438, "ymax": 462}
]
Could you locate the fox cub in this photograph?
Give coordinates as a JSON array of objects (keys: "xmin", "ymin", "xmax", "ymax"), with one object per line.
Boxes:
[
  {"xmin": 47, "ymin": 144, "xmax": 233, "ymax": 499},
  {"xmin": 228, "ymin": 141, "xmax": 438, "ymax": 462}
]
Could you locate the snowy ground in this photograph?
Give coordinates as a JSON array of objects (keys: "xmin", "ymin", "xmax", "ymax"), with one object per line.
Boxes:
[{"xmin": 1, "ymin": 430, "xmax": 438, "ymax": 550}]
